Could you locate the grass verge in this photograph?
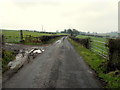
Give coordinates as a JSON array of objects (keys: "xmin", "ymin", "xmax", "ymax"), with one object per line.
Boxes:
[
  {"xmin": 2, "ymin": 49, "xmax": 15, "ymax": 73},
  {"xmin": 68, "ymin": 38, "xmax": 120, "ymax": 88}
]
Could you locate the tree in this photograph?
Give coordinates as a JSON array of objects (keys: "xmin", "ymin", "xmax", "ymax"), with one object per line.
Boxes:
[
  {"xmin": 60, "ymin": 28, "xmax": 80, "ymax": 36},
  {"xmin": 67, "ymin": 29, "xmax": 73, "ymax": 36},
  {"xmin": 73, "ymin": 29, "xmax": 79, "ymax": 35}
]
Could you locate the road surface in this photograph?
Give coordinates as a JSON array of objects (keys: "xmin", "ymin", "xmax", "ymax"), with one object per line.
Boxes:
[{"xmin": 3, "ymin": 37, "xmax": 101, "ymax": 88}]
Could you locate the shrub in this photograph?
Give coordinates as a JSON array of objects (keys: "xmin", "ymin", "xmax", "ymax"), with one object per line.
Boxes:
[{"xmin": 107, "ymin": 39, "xmax": 120, "ymax": 71}]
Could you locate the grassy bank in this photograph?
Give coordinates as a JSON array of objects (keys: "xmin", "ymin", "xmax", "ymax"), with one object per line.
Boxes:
[
  {"xmin": 69, "ymin": 38, "xmax": 120, "ymax": 88},
  {"xmin": 2, "ymin": 50, "xmax": 15, "ymax": 73},
  {"xmin": 77, "ymin": 35, "xmax": 108, "ymax": 57}
]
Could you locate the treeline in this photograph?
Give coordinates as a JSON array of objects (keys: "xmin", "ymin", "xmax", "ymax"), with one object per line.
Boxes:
[
  {"xmin": 23, "ymin": 30, "xmax": 57, "ymax": 34},
  {"xmin": 61, "ymin": 29, "xmax": 100, "ymax": 37},
  {"xmin": 61, "ymin": 29, "xmax": 79, "ymax": 36},
  {"xmin": 60, "ymin": 29, "xmax": 118, "ymax": 38}
]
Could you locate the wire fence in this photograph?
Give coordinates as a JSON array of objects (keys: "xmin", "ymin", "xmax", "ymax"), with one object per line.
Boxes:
[
  {"xmin": 90, "ymin": 39, "xmax": 109, "ymax": 59},
  {"xmin": 76, "ymin": 35, "xmax": 109, "ymax": 59}
]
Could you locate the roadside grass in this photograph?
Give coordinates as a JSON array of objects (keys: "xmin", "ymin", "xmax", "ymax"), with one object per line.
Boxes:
[
  {"xmin": 69, "ymin": 38, "xmax": 120, "ymax": 88},
  {"xmin": 77, "ymin": 35, "xmax": 108, "ymax": 57},
  {"xmin": 2, "ymin": 49, "xmax": 15, "ymax": 73}
]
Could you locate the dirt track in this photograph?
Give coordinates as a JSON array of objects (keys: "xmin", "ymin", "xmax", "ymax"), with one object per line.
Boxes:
[{"xmin": 3, "ymin": 37, "xmax": 101, "ymax": 88}]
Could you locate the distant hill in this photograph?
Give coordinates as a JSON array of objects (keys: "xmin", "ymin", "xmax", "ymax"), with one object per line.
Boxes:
[{"xmin": 98, "ymin": 32, "xmax": 118, "ymax": 37}]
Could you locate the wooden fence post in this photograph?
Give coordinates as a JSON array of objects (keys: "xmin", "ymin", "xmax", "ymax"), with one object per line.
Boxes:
[
  {"xmin": 107, "ymin": 39, "xmax": 120, "ymax": 71},
  {"xmin": 20, "ymin": 30, "xmax": 23, "ymax": 42},
  {"xmin": 2, "ymin": 35, "xmax": 5, "ymax": 45}
]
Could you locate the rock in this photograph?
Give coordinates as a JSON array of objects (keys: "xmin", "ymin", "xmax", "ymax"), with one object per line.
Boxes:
[
  {"xmin": 8, "ymin": 51, "xmax": 29, "ymax": 70},
  {"xmin": 7, "ymin": 47, "xmax": 45, "ymax": 70},
  {"xmin": 41, "ymin": 48, "xmax": 45, "ymax": 52},
  {"xmin": 33, "ymin": 50, "xmax": 42, "ymax": 54}
]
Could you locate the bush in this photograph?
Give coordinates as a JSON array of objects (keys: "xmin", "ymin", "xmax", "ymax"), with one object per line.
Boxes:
[
  {"xmin": 107, "ymin": 39, "xmax": 120, "ymax": 71},
  {"xmin": 69, "ymin": 36, "xmax": 91, "ymax": 49}
]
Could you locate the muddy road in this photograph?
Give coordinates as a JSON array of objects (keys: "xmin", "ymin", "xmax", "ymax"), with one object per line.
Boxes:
[{"xmin": 3, "ymin": 37, "xmax": 101, "ymax": 88}]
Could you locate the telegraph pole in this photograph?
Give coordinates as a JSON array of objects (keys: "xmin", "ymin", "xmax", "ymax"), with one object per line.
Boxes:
[{"xmin": 41, "ymin": 24, "xmax": 43, "ymax": 32}]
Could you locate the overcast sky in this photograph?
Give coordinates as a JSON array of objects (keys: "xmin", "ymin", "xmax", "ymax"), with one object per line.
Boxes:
[{"xmin": 0, "ymin": 0, "xmax": 119, "ymax": 33}]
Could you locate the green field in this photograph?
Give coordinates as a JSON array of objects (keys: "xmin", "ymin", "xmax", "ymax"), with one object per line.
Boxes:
[
  {"xmin": 2, "ymin": 30, "xmax": 51, "ymax": 43},
  {"xmin": 76, "ymin": 35, "xmax": 108, "ymax": 58},
  {"xmin": 2, "ymin": 30, "xmax": 52, "ymax": 36},
  {"xmin": 2, "ymin": 30, "xmax": 66, "ymax": 43}
]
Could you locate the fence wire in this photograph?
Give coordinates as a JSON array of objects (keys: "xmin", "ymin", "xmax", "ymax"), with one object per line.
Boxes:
[{"xmin": 90, "ymin": 40, "xmax": 108, "ymax": 59}]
